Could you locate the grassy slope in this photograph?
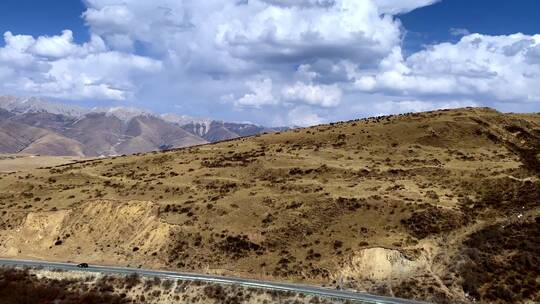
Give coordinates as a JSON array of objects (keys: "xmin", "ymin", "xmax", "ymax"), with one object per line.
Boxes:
[{"xmin": 0, "ymin": 107, "xmax": 538, "ymax": 303}]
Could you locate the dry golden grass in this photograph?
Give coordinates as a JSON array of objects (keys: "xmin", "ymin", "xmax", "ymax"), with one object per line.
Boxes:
[{"xmin": 0, "ymin": 107, "xmax": 539, "ymax": 303}]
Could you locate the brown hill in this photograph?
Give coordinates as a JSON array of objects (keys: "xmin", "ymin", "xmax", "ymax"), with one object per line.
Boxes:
[
  {"xmin": 0, "ymin": 121, "xmax": 53, "ymax": 153},
  {"xmin": 61, "ymin": 112, "xmax": 127, "ymax": 156},
  {"xmin": 0, "ymin": 97, "xmax": 286, "ymax": 157},
  {"xmin": 19, "ymin": 134, "xmax": 86, "ymax": 157},
  {"xmin": 119, "ymin": 116, "xmax": 207, "ymax": 155},
  {"xmin": 10, "ymin": 112, "xmax": 77, "ymax": 133},
  {"xmin": 0, "ymin": 111, "xmax": 207, "ymax": 157},
  {"xmin": 0, "ymin": 109, "xmax": 14, "ymax": 120},
  {"xmin": 0, "ymin": 107, "xmax": 538, "ymax": 303}
]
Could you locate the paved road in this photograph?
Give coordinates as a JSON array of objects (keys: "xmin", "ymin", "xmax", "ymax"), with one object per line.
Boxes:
[{"xmin": 0, "ymin": 258, "xmax": 425, "ymax": 304}]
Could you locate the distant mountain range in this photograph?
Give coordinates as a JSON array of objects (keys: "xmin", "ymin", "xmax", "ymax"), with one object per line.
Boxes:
[{"xmin": 0, "ymin": 96, "xmax": 287, "ymax": 157}]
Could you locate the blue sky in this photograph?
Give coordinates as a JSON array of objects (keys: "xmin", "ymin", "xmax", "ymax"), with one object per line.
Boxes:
[
  {"xmin": 400, "ymin": 0, "xmax": 540, "ymax": 53},
  {"xmin": 0, "ymin": 0, "xmax": 88, "ymax": 44},
  {"xmin": 0, "ymin": 0, "xmax": 539, "ymax": 126}
]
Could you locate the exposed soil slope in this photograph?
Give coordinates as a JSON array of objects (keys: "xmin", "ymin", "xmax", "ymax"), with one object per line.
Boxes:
[{"xmin": 0, "ymin": 107, "xmax": 539, "ymax": 303}]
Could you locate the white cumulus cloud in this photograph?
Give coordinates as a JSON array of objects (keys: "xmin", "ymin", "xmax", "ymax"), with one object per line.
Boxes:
[
  {"xmin": 1, "ymin": 0, "xmax": 539, "ymax": 126},
  {"xmin": 235, "ymin": 78, "xmax": 277, "ymax": 107},
  {"xmin": 282, "ymin": 82, "xmax": 342, "ymax": 107},
  {"xmin": 288, "ymin": 106, "xmax": 325, "ymax": 126},
  {"xmin": 374, "ymin": 0, "xmax": 440, "ymax": 14},
  {"xmin": 0, "ymin": 30, "xmax": 162, "ymax": 100},
  {"xmin": 352, "ymin": 33, "xmax": 540, "ymax": 104}
]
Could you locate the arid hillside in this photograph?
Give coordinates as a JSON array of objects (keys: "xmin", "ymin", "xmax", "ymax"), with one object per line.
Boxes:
[{"xmin": 0, "ymin": 107, "xmax": 538, "ymax": 303}]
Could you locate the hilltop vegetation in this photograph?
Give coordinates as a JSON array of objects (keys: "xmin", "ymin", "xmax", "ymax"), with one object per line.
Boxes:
[{"xmin": 0, "ymin": 107, "xmax": 539, "ymax": 303}]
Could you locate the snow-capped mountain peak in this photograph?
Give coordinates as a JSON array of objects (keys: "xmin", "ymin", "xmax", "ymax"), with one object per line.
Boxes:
[
  {"xmin": 93, "ymin": 106, "xmax": 155, "ymax": 122},
  {"xmin": 0, "ymin": 96, "xmax": 89, "ymax": 117}
]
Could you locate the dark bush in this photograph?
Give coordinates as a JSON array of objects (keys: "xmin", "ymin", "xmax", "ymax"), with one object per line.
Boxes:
[
  {"xmin": 0, "ymin": 268, "xmax": 129, "ymax": 303},
  {"xmin": 401, "ymin": 205, "xmax": 468, "ymax": 239}
]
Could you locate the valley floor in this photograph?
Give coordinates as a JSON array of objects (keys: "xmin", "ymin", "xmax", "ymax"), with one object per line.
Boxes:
[{"xmin": 0, "ymin": 154, "xmax": 85, "ymax": 173}]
